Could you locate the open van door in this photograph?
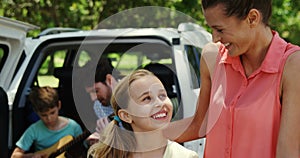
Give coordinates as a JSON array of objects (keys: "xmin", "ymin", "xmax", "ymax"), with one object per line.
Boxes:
[
  {"xmin": 0, "ymin": 17, "xmax": 38, "ymax": 158},
  {"xmin": 0, "ymin": 16, "xmax": 39, "ymax": 89}
]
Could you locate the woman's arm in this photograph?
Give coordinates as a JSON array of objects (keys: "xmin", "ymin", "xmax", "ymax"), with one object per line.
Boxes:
[
  {"xmin": 165, "ymin": 43, "xmax": 218, "ymax": 142},
  {"xmin": 277, "ymin": 51, "xmax": 300, "ymax": 158}
]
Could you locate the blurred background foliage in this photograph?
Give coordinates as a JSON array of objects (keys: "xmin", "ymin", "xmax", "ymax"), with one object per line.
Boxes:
[{"xmin": 0, "ymin": 0, "xmax": 299, "ymax": 45}]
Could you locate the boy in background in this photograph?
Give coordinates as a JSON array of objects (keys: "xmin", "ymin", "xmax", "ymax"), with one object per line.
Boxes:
[{"xmin": 11, "ymin": 86, "xmax": 82, "ymax": 158}]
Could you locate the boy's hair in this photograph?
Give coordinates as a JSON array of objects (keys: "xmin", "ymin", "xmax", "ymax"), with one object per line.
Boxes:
[{"xmin": 28, "ymin": 86, "xmax": 59, "ymax": 113}]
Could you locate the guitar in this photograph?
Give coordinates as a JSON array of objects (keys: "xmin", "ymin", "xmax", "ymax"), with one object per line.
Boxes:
[{"xmin": 35, "ymin": 130, "xmax": 91, "ymax": 158}]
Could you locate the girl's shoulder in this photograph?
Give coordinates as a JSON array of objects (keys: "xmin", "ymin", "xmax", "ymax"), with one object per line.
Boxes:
[{"xmin": 164, "ymin": 140, "xmax": 198, "ymax": 158}]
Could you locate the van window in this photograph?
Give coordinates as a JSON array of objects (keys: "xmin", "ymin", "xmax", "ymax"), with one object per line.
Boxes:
[
  {"xmin": 75, "ymin": 41, "xmax": 173, "ymax": 76},
  {"xmin": 0, "ymin": 44, "xmax": 9, "ymax": 74},
  {"xmin": 37, "ymin": 50, "xmax": 67, "ymax": 87},
  {"xmin": 185, "ymin": 45, "xmax": 201, "ymax": 89},
  {"xmin": 77, "ymin": 50, "xmax": 92, "ymax": 67}
]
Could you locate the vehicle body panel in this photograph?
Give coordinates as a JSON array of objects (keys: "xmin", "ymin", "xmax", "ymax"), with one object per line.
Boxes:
[{"xmin": 0, "ymin": 17, "xmax": 212, "ymax": 157}]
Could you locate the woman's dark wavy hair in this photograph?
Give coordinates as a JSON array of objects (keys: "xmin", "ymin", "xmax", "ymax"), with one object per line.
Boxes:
[{"xmin": 202, "ymin": 0, "xmax": 272, "ymax": 25}]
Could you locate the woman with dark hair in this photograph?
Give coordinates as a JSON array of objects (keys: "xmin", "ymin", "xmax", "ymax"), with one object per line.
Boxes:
[{"xmin": 168, "ymin": 0, "xmax": 300, "ymax": 157}]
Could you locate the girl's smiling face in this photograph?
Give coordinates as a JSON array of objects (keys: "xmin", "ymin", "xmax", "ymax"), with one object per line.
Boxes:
[{"xmin": 125, "ymin": 75, "xmax": 173, "ymax": 132}]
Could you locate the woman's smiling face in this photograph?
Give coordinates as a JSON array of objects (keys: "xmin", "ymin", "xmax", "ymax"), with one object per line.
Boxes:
[
  {"xmin": 204, "ymin": 4, "xmax": 255, "ymax": 57},
  {"xmin": 126, "ymin": 75, "xmax": 173, "ymax": 132}
]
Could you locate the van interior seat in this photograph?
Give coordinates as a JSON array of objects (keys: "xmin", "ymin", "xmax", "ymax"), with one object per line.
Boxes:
[{"xmin": 53, "ymin": 67, "xmax": 86, "ymax": 129}]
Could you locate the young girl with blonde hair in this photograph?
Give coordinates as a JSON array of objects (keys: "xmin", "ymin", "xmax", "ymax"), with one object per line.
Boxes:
[{"xmin": 88, "ymin": 69, "xmax": 198, "ymax": 158}]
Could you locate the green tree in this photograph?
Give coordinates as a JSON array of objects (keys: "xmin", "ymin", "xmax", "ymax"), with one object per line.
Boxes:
[
  {"xmin": 0, "ymin": 0, "xmax": 299, "ymax": 44},
  {"xmin": 271, "ymin": 0, "xmax": 300, "ymax": 44}
]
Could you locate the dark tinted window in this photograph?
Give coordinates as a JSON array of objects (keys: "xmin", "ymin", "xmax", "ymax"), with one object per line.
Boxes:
[
  {"xmin": 185, "ymin": 45, "xmax": 201, "ymax": 89},
  {"xmin": 0, "ymin": 44, "xmax": 9, "ymax": 74}
]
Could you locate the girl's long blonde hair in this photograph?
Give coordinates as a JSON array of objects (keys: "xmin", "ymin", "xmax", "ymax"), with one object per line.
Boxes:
[{"xmin": 88, "ymin": 69, "xmax": 155, "ymax": 158}]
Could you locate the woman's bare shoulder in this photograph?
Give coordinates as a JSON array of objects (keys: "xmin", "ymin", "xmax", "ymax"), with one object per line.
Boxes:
[{"xmin": 202, "ymin": 42, "xmax": 220, "ymax": 55}]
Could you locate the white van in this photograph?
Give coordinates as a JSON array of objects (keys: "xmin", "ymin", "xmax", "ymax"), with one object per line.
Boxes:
[{"xmin": 0, "ymin": 16, "xmax": 211, "ymax": 157}]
